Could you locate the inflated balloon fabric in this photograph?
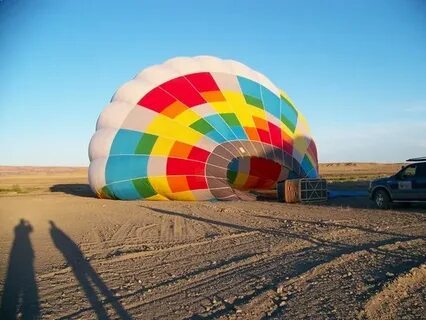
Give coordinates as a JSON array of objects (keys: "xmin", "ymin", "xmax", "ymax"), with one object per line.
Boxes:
[{"xmin": 89, "ymin": 56, "xmax": 318, "ymax": 200}]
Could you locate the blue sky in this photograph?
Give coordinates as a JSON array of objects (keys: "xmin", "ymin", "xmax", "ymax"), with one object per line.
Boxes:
[{"xmin": 1, "ymin": 0, "xmax": 425, "ymax": 165}]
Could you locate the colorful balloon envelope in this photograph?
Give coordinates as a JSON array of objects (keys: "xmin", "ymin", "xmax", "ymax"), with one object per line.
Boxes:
[{"xmin": 89, "ymin": 56, "xmax": 318, "ymax": 200}]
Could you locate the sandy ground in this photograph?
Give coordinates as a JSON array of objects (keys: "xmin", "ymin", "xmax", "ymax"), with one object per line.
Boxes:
[{"xmin": 0, "ymin": 165, "xmax": 425, "ymax": 319}]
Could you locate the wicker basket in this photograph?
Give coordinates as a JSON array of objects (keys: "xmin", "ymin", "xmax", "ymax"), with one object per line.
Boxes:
[{"xmin": 284, "ymin": 179, "xmax": 300, "ymax": 203}]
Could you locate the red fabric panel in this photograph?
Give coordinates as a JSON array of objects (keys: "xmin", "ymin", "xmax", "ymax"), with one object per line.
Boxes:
[
  {"xmin": 160, "ymin": 76, "xmax": 206, "ymax": 107},
  {"xmin": 249, "ymin": 157, "xmax": 281, "ymax": 181},
  {"xmin": 138, "ymin": 87, "xmax": 176, "ymax": 112},
  {"xmin": 185, "ymin": 72, "xmax": 220, "ymax": 92},
  {"xmin": 257, "ymin": 129, "xmax": 271, "ymax": 144},
  {"xmin": 186, "ymin": 176, "xmax": 208, "ymax": 190},
  {"xmin": 188, "ymin": 146, "xmax": 210, "ymax": 162},
  {"xmin": 282, "ymin": 130, "xmax": 293, "ymax": 154},
  {"xmin": 307, "ymin": 140, "xmax": 318, "ymax": 164},
  {"xmin": 167, "ymin": 158, "xmax": 206, "ymax": 175},
  {"xmin": 268, "ymin": 122, "xmax": 283, "ymax": 149},
  {"xmin": 255, "ymin": 179, "xmax": 276, "ymax": 189}
]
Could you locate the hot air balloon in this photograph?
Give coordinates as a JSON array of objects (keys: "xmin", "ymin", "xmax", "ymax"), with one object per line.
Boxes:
[{"xmin": 89, "ymin": 56, "xmax": 318, "ymax": 200}]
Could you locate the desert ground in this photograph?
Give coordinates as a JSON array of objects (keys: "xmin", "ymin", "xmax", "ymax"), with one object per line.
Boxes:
[{"xmin": 0, "ymin": 164, "xmax": 425, "ymax": 319}]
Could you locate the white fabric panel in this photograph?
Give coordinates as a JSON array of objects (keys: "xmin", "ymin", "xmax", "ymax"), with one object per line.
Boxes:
[
  {"xmin": 120, "ymin": 107, "xmax": 158, "ymax": 133},
  {"xmin": 112, "ymin": 79, "xmax": 153, "ymax": 105},
  {"xmin": 88, "ymin": 158, "xmax": 107, "ymax": 193},
  {"xmin": 136, "ymin": 64, "xmax": 180, "ymax": 86},
  {"xmin": 164, "ymin": 56, "xmax": 204, "ymax": 74},
  {"xmin": 190, "ymin": 103, "xmax": 219, "ymax": 117},
  {"xmin": 225, "ymin": 59, "xmax": 260, "ymax": 82},
  {"xmin": 147, "ymin": 156, "xmax": 167, "ymax": 175},
  {"xmin": 96, "ymin": 101, "xmax": 134, "ymax": 130},
  {"xmin": 191, "ymin": 189, "xmax": 215, "ymax": 200},
  {"xmin": 193, "ymin": 135, "xmax": 219, "ymax": 152},
  {"xmin": 267, "ymin": 113, "xmax": 282, "ymax": 129},
  {"xmin": 195, "ymin": 56, "xmax": 231, "ymax": 73},
  {"xmin": 255, "ymin": 71, "xmax": 281, "ymax": 96},
  {"xmin": 88, "ymin": 128, "xmax": 117, "ymax": 161},
  {"xmin": 211, "ymin": 72, "xmax": 241, "ymax": 92}
]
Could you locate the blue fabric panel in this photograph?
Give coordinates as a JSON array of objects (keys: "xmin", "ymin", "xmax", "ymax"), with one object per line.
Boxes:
[
  {"xmin": 228, "ymin": 159, "xmax": 239, "ymax": 172},
  {"xmin": 230, "ymin": 126, "xmax": 248, "ymax": 140},
  {"xmin": 288, "ymin": 171, "xmax": 299, "ymax": 179},
  {"xmin": 261, "ymin": 86, "xmax": 281, "ymax": 120},
  {"xmin": 301, "ymin": 155, "xmax": 316, "ymax": 178},
  {"xmin": 110, "ymin": 129, "xmax": 143, "ymax": 155},
  {"xmin": 205, "ymin": 130, "xmax": 227, "ymax": 143},
  {"xmin": 237, "ymin": 76, "xmax": 261, "ymax": 100},
  {"xmin": 108, "ymin": 180, "xmax": 141, "ymax": 200},
  {"xmin": 205, "ymin": 114, "xmax": 236, "ymax": 140},
  {"xmin": 106, "ymin": 155, "xmax": 149, "ymax": 184},
  {"xmin": 307, "ymin": 168, "xmax": 318, "ymax": 178}
]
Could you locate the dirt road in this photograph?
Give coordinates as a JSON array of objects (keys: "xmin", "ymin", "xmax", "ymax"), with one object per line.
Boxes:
[{"xmin": 0, "ymin": 168, "xmax": 425, "ymax": 319}]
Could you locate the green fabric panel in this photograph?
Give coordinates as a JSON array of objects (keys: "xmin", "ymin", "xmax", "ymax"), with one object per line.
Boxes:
[
  {"xmin": 101, "ymin": 185, "xmax": 115, "ymax": 199},
  {"xmin": 220, "ymin": 113, "xmax": 241, "ymax": 127},
  {"xmin": 190, "ymin": 118, "xmax": 214, "ymax": 134},
  {"xmin": 227, "ymin": 170, "xmax": 238, "ymax": 184},
  {"xmin": 281, "ymin": 114, "xmax": 296, "ymax": 133},
  {"xmin": 244, "ymin": 94, "xmax": 264, "ymax": 109},
  {"xmin": 135, "ymin": 133, "xmax": 158, "ymax": 154},
  {"xmin": 133, "ymin": 178, "xmax": 157, "ymax": 198}
]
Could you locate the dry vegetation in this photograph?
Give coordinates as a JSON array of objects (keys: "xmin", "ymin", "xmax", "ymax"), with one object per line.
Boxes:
[
  {"xmin": 319, "ymin": 162, "xmax": 403, "ymax": 181},
  {"xmin": 0, "ymin": 164, "xmax": 425, "ymax": 319}
]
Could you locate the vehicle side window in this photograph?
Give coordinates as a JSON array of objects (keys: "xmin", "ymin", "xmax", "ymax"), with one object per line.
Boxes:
[
  {"xmin": 416, "ymin": 164, "xmax": 426, "ymax": 178},
  {"xmin": 401, "ymin": 165, "xmax": 416, "ymax": 179}
]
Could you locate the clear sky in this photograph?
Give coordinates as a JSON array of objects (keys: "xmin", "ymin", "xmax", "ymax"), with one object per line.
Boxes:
[{"xmin": 1, "ymin": 0, "xmax": 425, "ymax": 166}]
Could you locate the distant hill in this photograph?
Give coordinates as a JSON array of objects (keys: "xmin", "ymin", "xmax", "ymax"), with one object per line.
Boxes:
[
  {"xmin": 319, "ymin": 162, "xmax": 403, "ymax": 180},
  {"xmin": 0, "ymin": 166, "xmax": 87, "ymax": 177},
  {"xmin": 0, "ymin": 163, "xmax": 404, "ymax": 180}
]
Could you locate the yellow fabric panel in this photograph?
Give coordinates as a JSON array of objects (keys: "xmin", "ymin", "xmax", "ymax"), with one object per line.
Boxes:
[
  {"xmin": 222, "ymin": 91, "xmax": 246, "ymax": 105},
  {"xmin": 173, "ymin": 108, "xmax": 202, "ymax": 127},
  {"xmin": 167, "ymin": 190, "xmax": 196, "ymax": 201},
  {"xmin": 150, "ymin": 137, "xmax": 174, "ymax": 156},
  {"xmin": 233, "ymin": 172, "xmax": 248, "ymax": 187},
  {"xmin": 295, "ymin": 113, "xmax": 311, "ymax": 137},
  {"xmin": 208, "ymin": 100, "xmax": 232, "ymax": 113},
  {"xmin": 293, "ymin": 134, "xmax": 309, "ymax": 156},
  {"xmin": 227, "ymin": 102, "xmax": 255, "ymax": 127},
  {"xmin": 223, "ymin": 92, "xmax": 262, "ymax": 127},
  {"xmin": 146, "ymin": 194, "xmax": 169, "ymax": 201},
  {"xmin": 224, "ymin": 91, "xmax": 272, "ymax": 127},
  {"xmin": 148, "ymin": 176, "xmax": 172, "ymax": 195},
  {"xmin": 145, "ymin": 114, "xmax": 202, "ymax": 145},
  {"xmin": 245, "ymin": 103, "xmax": 268, "ymax": 120}
]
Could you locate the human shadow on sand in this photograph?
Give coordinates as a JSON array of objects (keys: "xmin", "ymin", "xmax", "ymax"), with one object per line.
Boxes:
[
  {"xmin": 49, "ymin": 221, "xmax": 131, "ymax": 319},
  {"xmin": 50, "ymin": 184, "xmax": 95, "ymax": 198},
  {"xmin": 0, "ymin": 219, "xmax": 40, "ymax": 319}
]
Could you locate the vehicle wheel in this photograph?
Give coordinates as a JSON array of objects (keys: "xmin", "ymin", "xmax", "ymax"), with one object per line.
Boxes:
[{"xmin": 374, "ymin": 190, "xmax": 391, "ymax": 209}]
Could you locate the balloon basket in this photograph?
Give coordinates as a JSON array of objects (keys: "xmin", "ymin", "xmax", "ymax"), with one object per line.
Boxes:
[{"xmin": 279, "ymin": 178, "xmax": 328, "ymax": 203}]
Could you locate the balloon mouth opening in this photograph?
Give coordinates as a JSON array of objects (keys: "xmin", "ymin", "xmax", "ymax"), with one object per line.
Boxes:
[{"xmin": 226, "ymin": 156, "xmax": 285, "ymax": 191}]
